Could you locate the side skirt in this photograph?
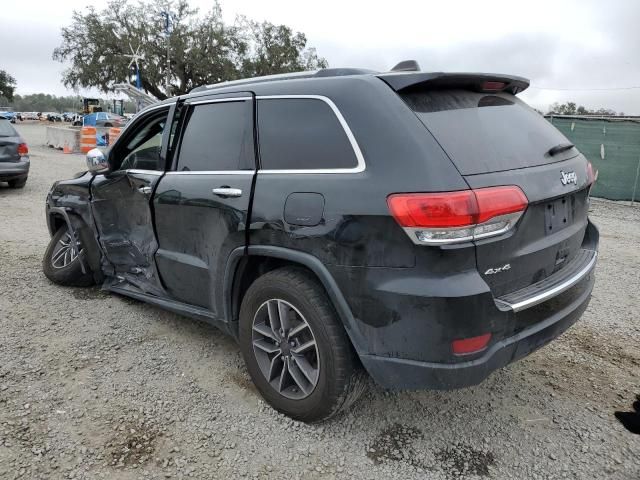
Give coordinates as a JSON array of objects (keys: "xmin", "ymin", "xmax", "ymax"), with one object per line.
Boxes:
[{"xmin": 108, "ymin": 284, "xmax": 231, "ymax": 335}]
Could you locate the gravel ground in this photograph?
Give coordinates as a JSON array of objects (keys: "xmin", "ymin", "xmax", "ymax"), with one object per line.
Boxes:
[{"xmin": 1, "ymin": 123, "xmax": 639, "ymax": 480}]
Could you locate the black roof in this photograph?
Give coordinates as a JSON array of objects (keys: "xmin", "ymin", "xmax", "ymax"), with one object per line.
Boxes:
[{"xmin": 189, "ymin": 67, "xmax": 530, "ymax": 96}]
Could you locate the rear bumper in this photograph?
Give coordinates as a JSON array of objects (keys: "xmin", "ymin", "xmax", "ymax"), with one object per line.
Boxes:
[
  {"xmin": 360, "ymin": 271, "xmax": 594, "ymax": 389},
  {"xmin": 0, "ymin": 158, "xmax": 29, "ymax": 180},
  {"xmin": 335, "ymin": 220, "xmax": 599, "ymax": 390}
]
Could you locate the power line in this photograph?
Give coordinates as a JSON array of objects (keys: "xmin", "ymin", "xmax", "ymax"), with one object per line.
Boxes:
[{"xmin": 529, "ymin": 85, "xmax": 640, "ymax": 91}]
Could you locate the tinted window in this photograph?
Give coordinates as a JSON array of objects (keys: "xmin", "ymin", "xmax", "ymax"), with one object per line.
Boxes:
[
  {"xmin": 402, "ymin": 90, "xmax": 573, "ymax": 175},
  {"xmin": 177, "ymin": 101, "xmax": 254, "ymax": 171},
  {"xmin": 257, "ymin": 98, "xmax": 357, "ymax": 170}
]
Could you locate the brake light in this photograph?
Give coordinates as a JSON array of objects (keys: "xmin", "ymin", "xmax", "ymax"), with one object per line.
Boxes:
[
  {"xmin": 586, "ymin": 161, "xmax": 598, "ymax": 184},
  {"xmin": 482, "ymin": 81, "xmax": 506, "ymax": 91},
  {"xmin": 17, "ymin": 143, "xmax": 28, "ymax": 156},
  {"xmin": 387, "ymin": 186, "xmax": 528, "ymax": 245},
  {"xmin": 452, "ymin": 333, "xmax": 492, "ymax": 355}
]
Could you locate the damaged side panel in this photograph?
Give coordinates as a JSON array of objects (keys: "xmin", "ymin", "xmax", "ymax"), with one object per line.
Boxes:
[{"xmin": 90, "ymin": 171, "xmax": 166, "ymax": 296}]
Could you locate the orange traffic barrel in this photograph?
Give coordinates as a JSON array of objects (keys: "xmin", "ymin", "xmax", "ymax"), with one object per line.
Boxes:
[
  {"xmin": 80, "ymin": 127, "xmax": 97, "ymax": 153},
  {"xmin": 108, "ymin": 127, "xmax": 121, "ymax": 146}
]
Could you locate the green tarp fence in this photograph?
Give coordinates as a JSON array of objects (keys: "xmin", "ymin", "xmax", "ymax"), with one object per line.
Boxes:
[{"xmin": 546, "ymin": 115, "xmax": 640, "ymax": 202}]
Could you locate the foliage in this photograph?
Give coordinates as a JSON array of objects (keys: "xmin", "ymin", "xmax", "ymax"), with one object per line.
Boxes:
[
  {"xmin": 0, "ymin": 93, "xmax": 136, "ymax": 114},
  {"xmin": 0, "ymin": 70, "xmax": 17, "ymax": 102},
  {"xmin": 53, "ymin": 0, "xmax": 327, "ymax": 100},
  {"xmin": 547, "ymin": 101, "xmax": 624, "ymax": 116}
]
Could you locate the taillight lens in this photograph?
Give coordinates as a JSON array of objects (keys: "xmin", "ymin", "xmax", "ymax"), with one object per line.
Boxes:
[
  {"xmin": 17, "ymin": 143, "xmax": 28, "ymax": 156},
  {"xmin": 586, "ymin": 161, "xmax": 598, "ymax": 184},
  {"xmin": 387, "ymin": 186, "xmax": 528, "ymax": 245}
]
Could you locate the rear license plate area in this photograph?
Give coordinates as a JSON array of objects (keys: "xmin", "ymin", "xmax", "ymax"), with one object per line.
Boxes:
[{"xmin": 544, "ymin": 195, "xmax": 574, "ymax": 235}]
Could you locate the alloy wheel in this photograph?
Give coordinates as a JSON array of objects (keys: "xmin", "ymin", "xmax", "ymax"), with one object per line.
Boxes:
[
  {"xmin": 50, "ymin": 232, "xmax": 82, "ymax": 269},
  {"xmin": 251, "ymin": 299, "xmax": 320, "ymax": 400}
]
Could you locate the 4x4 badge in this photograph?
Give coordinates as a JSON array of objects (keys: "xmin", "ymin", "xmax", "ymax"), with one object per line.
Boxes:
[
  {"xmin": 560, "ymin": 171, "xmax": 577, "ymax": 185},
  {"xmin": 484, "ymin": 264, "xmax": 511, "ymax": 275}
]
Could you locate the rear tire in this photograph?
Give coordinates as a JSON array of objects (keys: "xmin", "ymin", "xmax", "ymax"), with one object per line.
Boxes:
[
  {"xmin": 43, "ymin": 226, "xmax": 94, "ymax": 287},
  {"xmin": 8, "ymin": 178, "xmax": 26, "ymax": 188},
  {"xmin": 239, "ymin": 267, "xmax": 365, "ymax": 422}
]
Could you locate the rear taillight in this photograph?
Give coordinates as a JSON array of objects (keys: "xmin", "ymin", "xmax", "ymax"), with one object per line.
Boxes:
[
  {"xmin": 17, "ymin": 143, "xmax": 28, "ymax": 156},
  {"xmin": 387, "ymin": 186, "xmax": 528, "ymax": 245},
  {"xmin": 586, "ymin": 161, "xmax": 598, "ymax": 185}
]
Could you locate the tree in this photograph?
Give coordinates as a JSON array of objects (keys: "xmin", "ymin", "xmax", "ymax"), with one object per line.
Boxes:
[
  {"xmin": 0, "ymin": 70, "xmax": 16, "ymax": 102},
  {"xmin": 53, "ymin": 0, "xmax": 327, "ymax": 100},
  {"xmin": 547, "ymin": 101, "xmax": 622, "ymax": 116}
]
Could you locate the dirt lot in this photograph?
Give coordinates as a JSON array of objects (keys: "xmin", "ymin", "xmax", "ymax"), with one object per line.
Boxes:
[{"xmin": 1, "ymin": 123, "xmax": 639, "ymax": 480}]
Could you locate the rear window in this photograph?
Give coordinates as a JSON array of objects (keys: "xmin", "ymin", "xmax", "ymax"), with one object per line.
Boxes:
[
  {"xmin": 0, "ymin": 120, "xmax": 17, "ymax": 137},
  {"xmin": 402, "ymin": 90, "xmax": 573, "ymax": 175},
  {"xmin": 257, "ymin": 98, "xmax": 358, "ymax": 170}
]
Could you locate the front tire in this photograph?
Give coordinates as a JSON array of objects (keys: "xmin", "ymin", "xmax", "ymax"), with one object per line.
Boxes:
[
  {"xmin": 239, "ymin": 267, "xmax": 365, "ymax": 422},
  {"xmin": 43, "ymin": 226, "xmax": 94, "ymax": 287}
]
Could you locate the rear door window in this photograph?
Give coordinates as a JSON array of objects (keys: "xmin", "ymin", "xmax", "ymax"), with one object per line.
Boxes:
[
  {"xmin": 402, "ymin": 90, "xmax": 574, "ymax": 175},
  {"xmin": 257, "ymin": 98, "xmax": 358, "ymax": 170},
  {"xmin": 177, "ymin": 100, "xmax": 254, "ymax": 171}
]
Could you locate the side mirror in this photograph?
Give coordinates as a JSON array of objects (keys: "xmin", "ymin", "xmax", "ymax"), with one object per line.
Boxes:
[{"xmin": 86, "ymin": 148, "xmax": 109, "ymax": 173}]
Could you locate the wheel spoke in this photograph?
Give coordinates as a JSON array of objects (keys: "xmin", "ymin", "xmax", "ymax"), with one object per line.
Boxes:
[
  {"xmin": 278, "ymin": 357, "xmax": 290, "ymax": 393},
  {"xmin": 292, "ymin": 354, "xmax": 318, "ymax": 386},
  {"xmin": 291, "ymin": 339, "xmax": 316, "ymax": 355},
  {"xmin": 266, "ymin": 301, "xmax": 281, "ymax": 338},
  {"xmin": 277, "ymin": 300, "xmax": 291, "ymax": 332},
  {"xmin": 287, "ymin": 321, "xmax": 308, "ymax": 339},
  {"xmin": 52, "ymin": 247, "xmax": 68, "ymax": 265},
  {"xmin": 267, "ymin": 353, "xmax": 283, "ymax": 382},
  {"xmin": 253, "ymin": 322, "xmax": 278, "ymax": 341},
  {"xmin": 252, "ymin": 338, "xmax": 280, "ymax": 354},
  {"xmin": 287, "ymin": 358, "xmax": 311, "ymax": 395}
]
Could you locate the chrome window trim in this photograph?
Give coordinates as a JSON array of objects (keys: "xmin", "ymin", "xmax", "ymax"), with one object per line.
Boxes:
[
  {"xmin": 188, "ymin": 97, "xmax": 251, "ymax": 105},
  {"xmin": 126, "ymin": 169, "xmax": 164, "ymax": 176},
  {"xmin": 166, "ymin": 170, "xmax": 254, "ymax": 175},
  {"xmin": 255, "ymin": 95, "xmax": 366, "ymax": 174},
  {"xmin": 138, "ymin": 102, "xmax": 176, "ymax": 114}
]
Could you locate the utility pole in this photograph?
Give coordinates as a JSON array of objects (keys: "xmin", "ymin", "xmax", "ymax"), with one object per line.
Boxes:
[{"xmin": 161, "ymin": 10, "xmax": 171, "ymax": 97}]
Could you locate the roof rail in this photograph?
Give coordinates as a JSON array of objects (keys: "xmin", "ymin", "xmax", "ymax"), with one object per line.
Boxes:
[{"xmin": 190, "ymin": 67, "xmax": 378, "ymax": 93}]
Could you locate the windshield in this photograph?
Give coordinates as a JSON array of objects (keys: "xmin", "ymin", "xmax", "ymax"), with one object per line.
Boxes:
[{"xmin": 402, "ymin": 90, "xmax": 574, "ymax": 175}]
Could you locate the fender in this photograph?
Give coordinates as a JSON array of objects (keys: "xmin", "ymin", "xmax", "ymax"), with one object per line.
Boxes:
[{"xmin": 223, "ymin": 245, "xmax": 368, "ymax": 355}]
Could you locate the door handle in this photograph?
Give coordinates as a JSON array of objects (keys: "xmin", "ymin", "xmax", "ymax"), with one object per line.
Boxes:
[
  {"xmin": 138, "ymin": 186, "xmax": 152, "ymax": 195},
  {"xmin": 212, "ymin": 187, "xmax": 242, "ymax": 198}
]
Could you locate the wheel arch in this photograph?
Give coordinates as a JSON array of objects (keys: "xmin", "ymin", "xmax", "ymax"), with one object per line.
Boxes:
[
  {"xmin": 47, "ymin": 207, "xmax": 104, "ymax": 283},
  {"xmin": 224, "ymin": 246, "xmax": 367, "ymax": 355}
]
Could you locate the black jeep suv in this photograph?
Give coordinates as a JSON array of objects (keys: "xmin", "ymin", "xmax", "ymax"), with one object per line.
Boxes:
[{"xmin": 43, "ymin": 64, "xmax": 599, "ymax": 422}]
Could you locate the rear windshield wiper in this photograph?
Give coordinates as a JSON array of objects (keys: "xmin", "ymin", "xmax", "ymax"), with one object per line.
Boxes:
[{"xmin": 547, "ymin": 143, "xmax": 575, "ymax": 156}]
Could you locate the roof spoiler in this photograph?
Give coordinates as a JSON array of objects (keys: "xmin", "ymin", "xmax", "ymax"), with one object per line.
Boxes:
[
  {"xmin": 377, "ymin": 72, "xmax": 530, "ymax": 95},
  {"xmin": 390, "ymin": 60, "xmax": 421, "ymax": 72}
]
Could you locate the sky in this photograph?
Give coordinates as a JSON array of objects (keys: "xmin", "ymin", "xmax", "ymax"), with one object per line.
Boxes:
[{"xmin": 2, "ymin": 0, "xmax": 640, "ymax": 113}]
